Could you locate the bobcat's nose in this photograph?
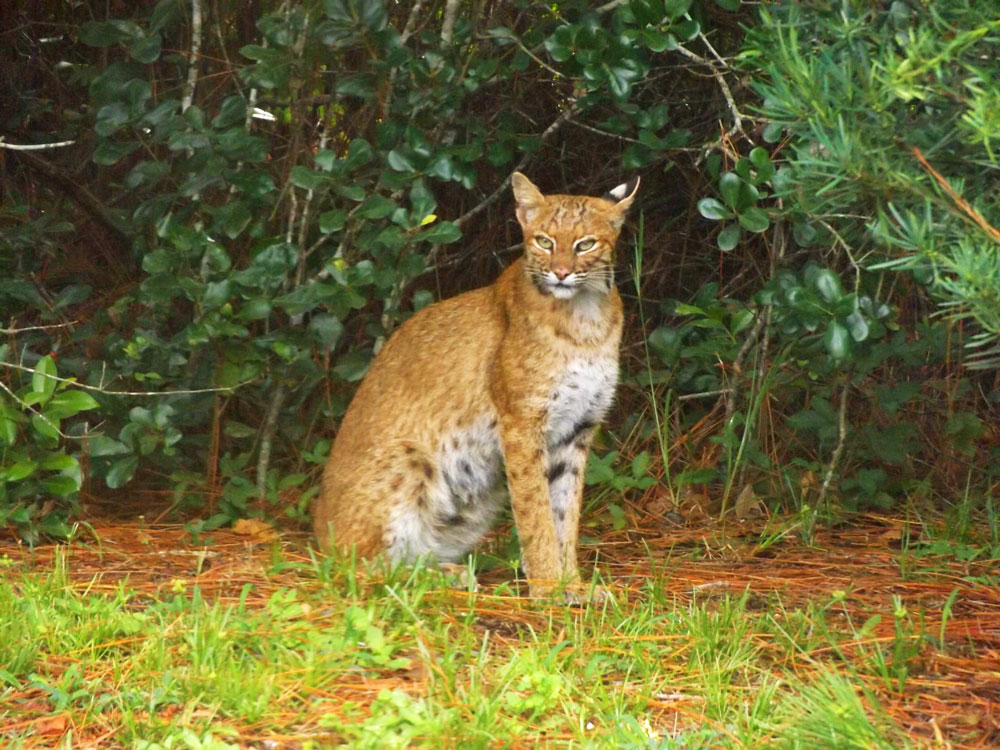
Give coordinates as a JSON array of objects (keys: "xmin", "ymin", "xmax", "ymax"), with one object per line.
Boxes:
[{"xmin": 552, "ymin": 265, "xmax": 572, "ymax": 280}]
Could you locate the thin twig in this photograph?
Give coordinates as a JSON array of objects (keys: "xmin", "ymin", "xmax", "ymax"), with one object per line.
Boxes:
[
  {"xmin": 677, "ymin": 388, "xmax": 734, "ymax": 402},
  {"xmin": 0, "ymin": 378, "xmax": 74, "ymax": 440},
  {"xmin": 911, "ymin": 145, "xmax": 1000, "ymax": 243},
  {"xmin": 673, "ymin": 41, "xmax": 745, "ymax": 137},
  {"xmin": 256, "ymin": 383, "xmax": 286, "ymax": 500},
  {"xmin": 566, "ymin": 119, "xmax": 642, "ymax": 144},
  {"xmin": 0, "ymin": 361, "xmax": 251, "ymax": 396},
  {"xmin": 1, "ymin": 321, "xmax": 79, "ymax": 335},
  {"xmin": 818, "ymin": 378, "xmax": 850, "ymax": 510}
]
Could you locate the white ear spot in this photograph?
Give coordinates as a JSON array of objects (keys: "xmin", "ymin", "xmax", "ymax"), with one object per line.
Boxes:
[{"xmin": 608, "ymin": 183, "xmax": 629, "ymax": 201}]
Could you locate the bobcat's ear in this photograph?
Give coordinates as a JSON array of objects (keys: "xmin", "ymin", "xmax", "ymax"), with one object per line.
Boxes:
[
  {"xmin": 604, "ymin": 176, "xmax": 640, "ymax": 229},
  {"xmin": 511, "ymin": 172, "xmax": 545, "ymax": 225}
]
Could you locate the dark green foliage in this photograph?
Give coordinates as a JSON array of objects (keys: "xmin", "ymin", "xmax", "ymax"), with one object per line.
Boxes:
[
  {"xmin": 0, "ymin": 0, "xmax": 744, "ymax": 538},
  {"xmin": 1, "ymin": 0, "xmax": 996, "ymax": 540}
]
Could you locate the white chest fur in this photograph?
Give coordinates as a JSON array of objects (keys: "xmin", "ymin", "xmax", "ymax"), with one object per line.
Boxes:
[{"xmin": 545, "ymin": 355, "xmax": 619, "ymax": 446}]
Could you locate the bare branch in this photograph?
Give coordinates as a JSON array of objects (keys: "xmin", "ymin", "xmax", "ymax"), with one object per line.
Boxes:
[
  {"xmin": 457, "ymin": 103, "xmax": 578, "ymax": 229},
  {"xmin": 12, "ymin": 149, "xmax": 132, "ymax": 250},
  {"xmin": 181, "ymin": 0, "xmax": 204, "ymax": 112},
  {"xmin": 400, "ymin": 0, "xmax": 424, "ymax": 45},
  {"xmin": 441, "ymin": 0, "xmax": 461, "ymax": 45},
  {"xmin": 0, "ymin": 138, "xmax": 77, "ymax": 151}
]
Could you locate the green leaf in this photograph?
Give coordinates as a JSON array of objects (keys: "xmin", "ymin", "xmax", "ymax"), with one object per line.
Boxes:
[
  {"xmin": 289, "ymin": 166, "xmax": 326, "ymax": 190},
  {"xmin": 343, "ymin": 138, "xmax": 374, "ymax": 171},
  {"xmin": 845, "ymin": 311, "xmax": 870, "ymax": 342},
  {"xmin": 79, "ymin": 20, "xmax": 137, "ymax": 47},
  {"xmin": 697, "ymin": 198, "xmax": 732, "ymax": 221},
  {"xmin": 749, "ymin": 147, "xmax": 771, "ymax": 170},
  {"xmin": 319, "ymin": 210, "xmax": 347, "ymax": 233},
  {"xmin": 125, "ymin": 160, "xmax": 170, "ymax": 190},
  {"xmin": 213, "ymin": 96, "xmax": 247, "ymax": 128},
  {"xmin": 333, "ymin": 349, "xmax": 371, "ymax": 382},
  {"xmin": 203, "ymin": 280, "xmax": 233, "ymax": 308},
  {"xmin": 309, "ymin": 314, "xmax": 344, "ymax": 347},
  {"xmin": 0, "ymin": 413, "xmax": 18, "ymax": 446},
  {"xmin": 813, "ymin": 269, "xmax": 843, "ymax": 304},
  {"xmin": 129, "ymin": 34, "xmax": 162, "ymax": 63},
  {"xmin": 336, "ymin": 73, "xmax": 375, "ymax": 99},
  {"xmin": 33, "ymin": 355, "xmax": 58, "ymax": 399},
  {"xmin": 719, "ymin": 172, "xmax": 741, "ymax": 209},
  {"xmin": 42, "ymin": 475, "xmax": 80, "ymax": 497},
  {"xmin": 238, "ymin": 297, "xmax": 273, "ymax": 321},
  {"xmin": 31, "ymin": 414, "xmax": 60, "ymax": 442},
  {"xmin": 664, "ymin": 0, "xmax": 694, "ymax": 18},
  {"xmin": 40, "ymin": 453, "xmax": 78, "ymax": 471},
  {"xmin": 648, "ymin": 327, "xmax": 680, "ymax": 360},
  {"xmin": 92, "ymin": 140, "xmax": 140, "ymax": 165},
  {"xmin": 151, "ymin": 0, "xmax": 184, "ymax": 32},
  {"xmin": 824, "ymin": 322, "xmax": 850, "ymax": 360},
  {"xmin": 5, "ymin": 461, "xmax": 38, "ymax": 482},
  {"xmin": 419, "ymin": 221, "xmax": 462, "ymax": 244},
  {"xmin": 106, "ymin": 455, "xmax": 139, "ymax": 489},
  {"xmin": 88, "ymin": 435, "xmax": 130, "ymax": 457},
  {"xmin": 675, "ymin": 467, "xmax": 718, "ymax": 486},
  {"xmin": 95, "ymin": 102, "xmax": 130, "ymax": 137},
  {"xmin": 673, "ymin": 302, "xmax": 705, "ymax": 315},
  {"xmin": 358, "ymin": 195, "xmax": 397, "ymax": 219},
  {"xmin": 737, "ymin": 206, "xmax": 770, "ymax": 233},
  {"xmin": 387, "ymin": 149, "xmax": 416, "ymax": 172},
  {"xmin": 631, "ymin": 451, "xmax": 651, "ymax": 479},
  {"xmin": 314, "ymin": 150, "xmax": 336, "ymax": 171},
  {"xmin": 220, "ymin": 201, "xmax": 252, "ymax": 239},
  {"xmin": 717, "ymin": 223, "xmax": 740, "ymax": 252},
  {"xmin": 45, "ymin": 390, "xmax": 100, "ymax": 419}
]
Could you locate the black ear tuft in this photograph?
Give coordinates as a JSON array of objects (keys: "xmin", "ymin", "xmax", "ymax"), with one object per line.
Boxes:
[{"xmin": 603, "ymin": 176, "xmax": 640, "ymax": 204}]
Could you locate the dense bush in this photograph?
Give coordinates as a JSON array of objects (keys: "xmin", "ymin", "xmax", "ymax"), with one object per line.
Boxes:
[{"xmin": 1, "ymin": 0, "xmax": 995, "ymax": 541}]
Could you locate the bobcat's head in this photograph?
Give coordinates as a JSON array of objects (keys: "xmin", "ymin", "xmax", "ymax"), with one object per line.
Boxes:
[{"xmin": 511, "ymin": 172, "xmax": 639, "ymax": 300}]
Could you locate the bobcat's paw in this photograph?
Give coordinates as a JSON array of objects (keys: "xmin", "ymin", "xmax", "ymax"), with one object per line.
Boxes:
[
  {"xmin": 528, "ymin": 579, "xmax": 612, "ymax": 606},
  {"xmin": 438, "ymin": 562, "xmax": 478, "ymax": 592}
]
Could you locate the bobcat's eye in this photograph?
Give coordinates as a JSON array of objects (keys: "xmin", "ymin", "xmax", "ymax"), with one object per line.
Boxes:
[
  {"xmin": 574, "ymin": 238, "xmax": 596, "ymax": 254},
  {"xmin": 534, "ymin": 236, "xmax": 554, "ymax": 252}
]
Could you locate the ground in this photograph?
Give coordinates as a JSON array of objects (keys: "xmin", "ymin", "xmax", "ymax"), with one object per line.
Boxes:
[{"xmin": 1, "ymin": 504, "xmax": 998, "ymax": 748}]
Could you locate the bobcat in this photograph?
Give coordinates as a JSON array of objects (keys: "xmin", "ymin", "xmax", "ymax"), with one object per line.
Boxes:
[{"xmin": 314, "ymin": 172, "xmax": 639, "ymax": 600}]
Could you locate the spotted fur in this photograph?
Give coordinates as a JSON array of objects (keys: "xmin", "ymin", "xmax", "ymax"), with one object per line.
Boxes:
[{"xmin": 314, "ymin": 172, "xmax": 638, "ymax": 600}]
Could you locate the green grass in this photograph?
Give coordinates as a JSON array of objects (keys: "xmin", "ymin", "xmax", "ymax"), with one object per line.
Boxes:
[{"xmin": 0, "ymin": 527, "xmax": 993, "ymax": 749}]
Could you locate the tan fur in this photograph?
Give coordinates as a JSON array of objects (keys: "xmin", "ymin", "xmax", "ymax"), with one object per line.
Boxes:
[{"xmin": 314, "ymin": 173, "xmax": 638, "ymax": 599}]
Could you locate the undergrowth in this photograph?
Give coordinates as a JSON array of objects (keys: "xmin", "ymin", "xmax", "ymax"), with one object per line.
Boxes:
[{"xmin": 3, "ymin": 518, "xmax": 997, "ymax": 749}]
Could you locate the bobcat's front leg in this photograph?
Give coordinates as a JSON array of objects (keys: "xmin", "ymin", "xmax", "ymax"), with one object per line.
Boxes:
[
  {"xmin": 548, "ymin": 423, "xmax": 595, "ymax": 580},
  {"xmin": 497, "ymin": 412, "xmax": 566, "ymax": 597}
]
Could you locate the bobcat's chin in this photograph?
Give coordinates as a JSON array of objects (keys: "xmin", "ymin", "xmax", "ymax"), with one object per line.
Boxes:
[{"xmin": 547, "ymin": 282, "xmax": 579, "ymax": 300}]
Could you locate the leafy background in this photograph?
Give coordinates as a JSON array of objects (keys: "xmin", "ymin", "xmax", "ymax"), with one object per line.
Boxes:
[{"xmin": 1, "ymin": 0, "xmax": 997, "ymax": 543}]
